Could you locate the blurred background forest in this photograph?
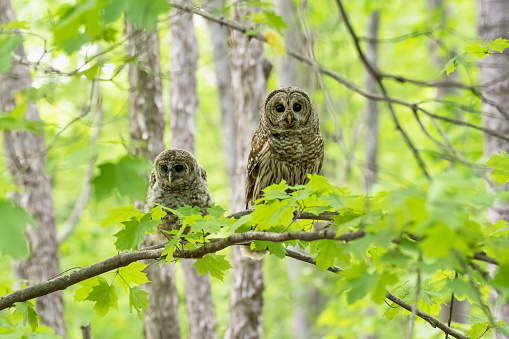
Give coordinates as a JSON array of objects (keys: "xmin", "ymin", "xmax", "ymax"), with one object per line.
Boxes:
[{"xmin": 1, "ymin": 0, "xmax": 508, "ymax": 338}]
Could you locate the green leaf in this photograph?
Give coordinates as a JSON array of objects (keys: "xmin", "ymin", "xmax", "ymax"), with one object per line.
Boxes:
[
  {"xmin": 0, "ymin": 35, "xmax": 22, "ymax": 73},
  {"xmin": 162, "ymin": 225, "xmax": 186, "ymax": 262},
  {"xmin": 207, "ymin": 204, "xmax": 226, "ymax": 218},
  {"xmin": 464, "ymin": 41, "xmax": 490, "ymax": 60},
  {"xmin": 194, "ymin": 254, "xmax": 232, "ymax": 281},
  {"xmin": 251, "ymin": 10, "xmax": 288, "ymax": 35},
  {"xmin": 440, "ymin": 52, "xmax": 466, "ymax": 76},
  {"xmin": 0, "ymin": 200, "xmax": 30, "ymax": 259},
  {"xmin": 100, "ymin": 204, "xmax": 144, "ymax": 227},
  {"xmin": 261, "ymin": 180, "xmax": 290, "ymax": 199},
  {"xmin": 129, "ymin": 286, "xmax": 149, "ymax": 320},
  {"xmin": 487, "ymin": 38, "xmax": 509, "ymax": 53},
  {"xmin": 91, "ymin": 155, "xmax": 151, "ymax": 201},
  {"xmin": 253, "ymin": 241, "xmax": 286, "ymax": 258},
  {"xmin": 117, "ymin": 262, "xmax": 149, "ymax": 292},
  {"xmin": 53, "ymin": 0, "xmax": 111, "ymax": 54},
  {"xmin": 104, "ymin": 0, "xmax": 171, "ymax": 30},
  {"xmin": 190, "ymin": 216, "xmax": 227, "ymax": 235},
  {"xmin": 74, "ymin": 276, "xmax": 103, "ymax": 302},
  {"xmin": 0, "ymin": 116, "xmax": 46, "ymax": 134},
  {"xmin": 114, "ymin": 214, "xmax": 160, "ymax": 251},
  {"xmin": 150, "ymin": 205, "xmax": 166, "ymax": 221},
  {"xmin": 493, "ymin": 263, "xmax": 509, "ymax": 288},
  {"xmin": 1, "ymin": 20, "xmax": 30, "ymax": 30},
  {"xmin": 486, "ymin": 150, "xmax": 509, "ymax": 184},
  {"xmin": 85, "ymin": 279, "xmax": 118, "ymax": 318},
  {"xmin": 314, "ymin": 240, "xmax": 343, "ymax": 270},
  {"xmin": 383, "ymin": 302, "xmax": 400, "ymax": 320},
  {"xmin": 466, "ymin": 322, "xmax": 490, "ymax": 338},
  {"xmin": 372, "ymin": 271, "xmax": 398, "ymax": 304},
  {"xmin": 12, "ymin": 301, "xmax": 40, "ymax": 331},
  {"xmin": 345, "ymin": 272, "xmax": 376, "ymax": 304}
]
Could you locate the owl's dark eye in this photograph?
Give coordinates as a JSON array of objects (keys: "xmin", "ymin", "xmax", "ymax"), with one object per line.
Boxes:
[
  {"xmin": 173, "ymin": 164, "xmax": 184, "ymax": 172},
  {"xmin": 275, "ymin": 104, "xmax": 285, "ymax": 112},
  {"xmin": 161, "ymin": 164, "xmax": 169, "ymax": 173},
  {"xmin": 293, "ymin": 103, "xmax": 302, "ymax": 112}
]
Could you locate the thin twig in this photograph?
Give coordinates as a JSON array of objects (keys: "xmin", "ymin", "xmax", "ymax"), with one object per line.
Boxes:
[
  {"xmin": 407, "ymin": 252, "xmax": 422, "ymax": 339},
  {"xmin": 334, "ymin": 0, "xmax": 431, "ymax": 181}
]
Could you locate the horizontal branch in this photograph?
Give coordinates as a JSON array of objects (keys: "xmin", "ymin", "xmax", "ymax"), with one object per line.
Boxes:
[{"xmin": 0, "ymin": 228, "xmax": 362, "ymax": 310}]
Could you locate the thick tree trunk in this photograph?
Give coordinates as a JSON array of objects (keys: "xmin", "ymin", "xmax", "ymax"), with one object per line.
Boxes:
[
  {"xmin": 203, "ymin": 0, "xmax": 237, "ymax": 186},
  {"xmin": 125, "ymin": 19, "xmax": 181, "ymax": 339},
  {"xmin": 126, "ymin": 19, "xmax": 165, "ymax": 161},
  {"xmin": 364, "ymin": 11, "xmax": 380, "ymax": 191},
  {"xmin": 170, "ymin": 4, "xmax": 217, "ymax": 339},
  {"xmin": 226, "ymin": 1, "xmax": 271, "ymax": 338},
  {"xmin": 0, "ymin": 0, "xmax": 65, "ymax": 337},
  {"xmin": 478, "ymin": 1, "xmax": 509, "ymax": 337}
]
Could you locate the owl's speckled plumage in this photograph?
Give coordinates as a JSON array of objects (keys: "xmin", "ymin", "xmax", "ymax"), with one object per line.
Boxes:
[
  {"xmin": 146, "ymin": 149, "xmax": 213, "ymax": 237},
  {"xmin": 246, "ymin": 87, "xmax": 324, "ymax": 208}
]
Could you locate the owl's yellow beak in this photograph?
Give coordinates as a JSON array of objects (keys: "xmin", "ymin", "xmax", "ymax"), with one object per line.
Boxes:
[
  {"xmin": 287, "ymin": 114, "xmax": 292, "ymax": 124},
  {"xmin": 168, "ymin": 175, "xmax": 172, "ymax": 184}
]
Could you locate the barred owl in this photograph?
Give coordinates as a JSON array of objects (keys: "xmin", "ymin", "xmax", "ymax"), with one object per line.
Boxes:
[
  {"xmin": 242, "ymin": 87, "xmax": 324, "ymax": 258},
  {"xmin": 146, "ymin": 149, "xmax": 213, "ymax": 239},
  {"xmin": 246, "ymin": 87, "xmax": 324, "ymax": 207}
]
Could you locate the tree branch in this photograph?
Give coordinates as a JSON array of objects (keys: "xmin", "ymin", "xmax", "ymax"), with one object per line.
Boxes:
[
  {"xmin": 334, "ymin": 0, "xmax": 430, "ymax": 180},
  {"xmin": 385, "ymin": 292, "xmax": 469, "ymax": 339},
  {"xmin": 0, "ymin": 228, "xmax": 363, "ymax": 310}
]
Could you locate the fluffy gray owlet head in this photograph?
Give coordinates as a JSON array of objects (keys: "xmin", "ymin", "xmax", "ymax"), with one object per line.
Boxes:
[{"xmin": 153, "ymin": 149, "xmax": 205, "ymax": 190}]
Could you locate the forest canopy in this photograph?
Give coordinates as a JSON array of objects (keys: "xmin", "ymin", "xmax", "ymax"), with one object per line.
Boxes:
[{"xmin": 0, "ymin": 0, "xmax": 509, "ymax": 338}]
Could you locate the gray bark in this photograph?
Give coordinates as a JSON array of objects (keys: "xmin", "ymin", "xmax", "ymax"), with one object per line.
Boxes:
[
  {"xmin": 203, "ymin": 0, "xmax": 237, "ymax": 186},
  {"xmin": 364, "ymin": 11, "xmax": 379, "ymax": 191},
  {"xmin": 125, "ymin": 18, "xmax": 181, "ymax": 339},
  {"xmin": 226, "ymin": 1, "xmax": 271, "ymax": 338},
  {"xmin": 478, "ymin": 0, "xmax": 509, "ymax": 337},
  {"xmin": 0, "ymin": 0, "xmax": 66, "ymax": 337},
  {"xmin": 170, "ymin": 4, "xmax": 218, "ymax": 338},
  {"xmin": 126, "ymin": 19, "xmax": 165, "ymax": 161}
]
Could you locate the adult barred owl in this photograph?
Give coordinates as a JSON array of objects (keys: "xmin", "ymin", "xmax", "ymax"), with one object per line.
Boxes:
[
  {"xmin": 242, "ymin": 87, "xmax": 324, "ymax": 259},
  {"xmin": 146, "ymin": 149, "xmax": 213, "ymax": 238},
  {"xmin": 246, "ymin": 87, "xmax": 324, "ymax": 208}
]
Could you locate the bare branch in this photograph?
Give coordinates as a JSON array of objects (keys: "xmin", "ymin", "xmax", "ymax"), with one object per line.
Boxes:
[
  {"xmin": 385, "ymin": 292, "xmax": 469, "ymax": 339},
  {"xmin": 335, "ymin": 0, "xmax": 430, "ymax": 180}
]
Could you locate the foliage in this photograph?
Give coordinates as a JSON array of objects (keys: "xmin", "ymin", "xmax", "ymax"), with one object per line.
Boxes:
[{"xmin": 0, "ymin": 0, "xmax": 507, "ymax": 338}]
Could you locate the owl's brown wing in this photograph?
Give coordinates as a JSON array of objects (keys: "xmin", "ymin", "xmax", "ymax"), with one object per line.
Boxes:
[{"xmin": 245, "ymin": 129, "xmax": 268, "ymax": 209}]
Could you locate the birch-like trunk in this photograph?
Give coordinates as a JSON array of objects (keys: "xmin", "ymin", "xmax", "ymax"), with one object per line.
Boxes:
[
  {"xmin": 203, "ymin": 0, "xmax": 237, "ymax": 186},
  {"xmin": 0, "ymin": 0, "xmax": 65, "ymax": 336},
  {"xmin": 478, "ymin": 1, "xmax": 509, "ymax": 337},
  {"xmin": 125, "ymin": 19, "xmax": 181, "ymax": 339},
  {"xmin": 364, "ymin": 11, "xmax": 379, "ymax": 191},
  {"xmin": 170, "ymin": 4, "xmax": 217, "ymax": 338},
  {"xmin": 226, "ymin": 1, "xmax": 271, "ymax": 338}
]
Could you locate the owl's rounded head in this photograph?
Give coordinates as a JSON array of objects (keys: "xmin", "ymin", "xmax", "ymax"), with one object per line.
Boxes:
[
  {"xmin": 262, "ymin": 87, "xmax": 317, "ymax": 133},
  {"xmin": 153, "ymin": 149, "xmax": 201, "ymax": 188}
]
